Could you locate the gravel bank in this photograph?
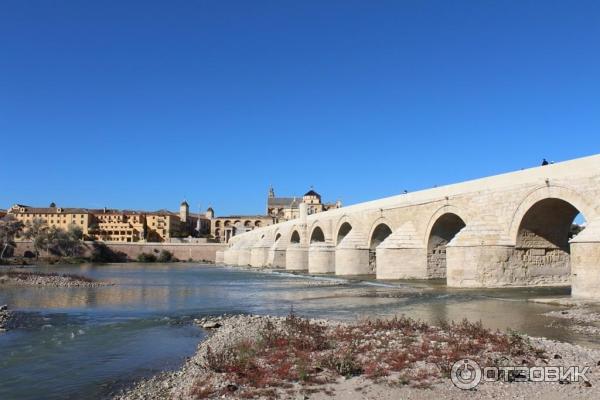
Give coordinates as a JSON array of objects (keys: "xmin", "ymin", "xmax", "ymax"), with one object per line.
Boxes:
[
  {"xmin": 545, "ymin": 307, "xmax": 600, "ymax": 335},
  {"xmin": 0, "ymin": 270, "xmax": 112, "ymax": 288},
  {"xmin": 114, "ymin": 314, "xmax": 600, "ymax": 399}
]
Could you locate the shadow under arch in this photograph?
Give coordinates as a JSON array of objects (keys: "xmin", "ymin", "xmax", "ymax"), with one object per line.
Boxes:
[
  {"xmin": 310, "ymin": 226, "xmax": 325, "ymax": 243},
  {"xmin": 367, "ymin": 219, "xmax": 393, "ymax": 274},
  {"xmin": 508, "ymin": 185, "xmax": 597, "ymax": 246}
]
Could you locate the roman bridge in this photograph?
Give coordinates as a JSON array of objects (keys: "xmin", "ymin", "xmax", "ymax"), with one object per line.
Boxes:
[{"xmin": 220, "ymin": 154, "xmax": 600, "ymax": 299}]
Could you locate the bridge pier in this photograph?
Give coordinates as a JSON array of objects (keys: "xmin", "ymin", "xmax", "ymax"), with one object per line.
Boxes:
[
  {"xmin": 335, "ymin": 229, "xmax": 370, "ymax": 275},
  {"xmin": 223, "ymin": 247, "xmax": 238, "ymax": 265},
  {"xmin": 250, "ymin": 246, "xmax": 269, "ymax": 268},
  {"xmin": 571, "ymin": 221, "xmax": 600, "ymax": 299},
  {"xmin": 268, "ymin": 241, "xmax": 287, "ymax": 268},
  {"xmin": 308, "ymin": 243, "xmax": 335, "ymax": 273},
  {"xmin": 335, "ymin": 247, "xmax": 370, "ymax": 275},
  {"xmin": 237, "ymin": 247, "xmax": 251, "ymax": 266},
  {"xmin": 286, "ymin": 244, "xmax": 308, "ymax": 270},
  {"xmin": 376, "ymin": 222, "xmax": 428, "ymax": 279},
  {"xmin": 446, "ymin": 245, "xmax": 514, "ymax": 287},
  {"xmin": 377, "ymin": 248, "xmax": 427, "ymax": 279}
]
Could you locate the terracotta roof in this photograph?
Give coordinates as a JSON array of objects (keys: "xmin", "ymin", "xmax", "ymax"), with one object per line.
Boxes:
[{"xmin": 10, "ymin": 206, "xmax": 89, "ymax": 214}]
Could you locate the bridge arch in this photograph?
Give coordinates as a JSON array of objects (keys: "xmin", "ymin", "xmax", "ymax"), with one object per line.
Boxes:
[
  {"xmin": 368, "ymin": 218, "xmax": 393, "ymax": 274},
  {"xmin": 310, "ymin": 226, "xmax": 325, "ymax": 243},
  {"xmin": 290, "ymin": 230, "xmax": 301, "ymax": 244},
  {"xmin": 508, "ymin": 185, "xmax": 597, "ymax": 245},
  {"xmin": 334, "ymin": 215, "xmax": 354, "ymax": 245},
  {"xmin": 509, "ymin": 187, "xmax": 593, "ymax": 284},
  {"xmin": 423, "ymin": 205, "xmax": 468, "ymax": 279}
]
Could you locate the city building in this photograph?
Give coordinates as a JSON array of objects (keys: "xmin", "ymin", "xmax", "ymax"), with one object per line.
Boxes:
[
  {"xmin": 208, "ymin": 187, "xmax": 342, "ymax": 243},
  {"xmin": 207, "ymin": 208, "xmax": 274, "ymax": 243},
  {"xmin": 8, "ymin": 204, "xmax": 92, "ymax": 236},
  {"xmin": 267, "ymin": 187, "xmax": 341, "ymax": 222},
  {"xmin": 7, "ymin": 201, "xmax": 210, "ymax": 243}
]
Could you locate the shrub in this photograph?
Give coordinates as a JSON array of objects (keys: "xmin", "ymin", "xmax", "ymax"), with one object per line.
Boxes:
[
  {"xmin": 89, "ymin": 242, "xmax": 128, "ymax": 263},
  {"xmin": 157, "ymin": 250, "xmax": 175, "ymax": 262},
  {"xmin": 137, "ymin": 252, "xmax": 157, "ymax": 262}
]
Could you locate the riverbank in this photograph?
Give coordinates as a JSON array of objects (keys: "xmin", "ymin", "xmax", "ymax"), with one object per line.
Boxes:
[
  {"xmin": 0, "ymin": 270, "xmax": 112, "ymax": 288},
  {"xmin": 115, "ymin": 313, "xmax": 599, "ymax": 399}
]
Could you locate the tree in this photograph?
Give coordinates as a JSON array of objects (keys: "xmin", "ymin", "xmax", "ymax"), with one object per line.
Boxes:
[
  {"xmin": 0, "ymin": 215, "xmax": 25, "ymax": 259},
  {"xmin": 23, "ymin": 222, "xmax": 84, "ymax": 257},
  {"xmin": 23, "ymin": 218, "xmax": 48, "ymax": 257}
]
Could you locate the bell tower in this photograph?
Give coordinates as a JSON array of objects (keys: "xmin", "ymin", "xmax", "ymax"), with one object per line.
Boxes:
[{"xmin": 179, "ymin": 200, "xmax": 189, "ymax": 223}]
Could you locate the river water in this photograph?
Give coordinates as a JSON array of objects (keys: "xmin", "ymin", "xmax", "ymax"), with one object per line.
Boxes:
[{"xmin": 1, "ymin": 263, "xmax": 599, "ymax": 399}]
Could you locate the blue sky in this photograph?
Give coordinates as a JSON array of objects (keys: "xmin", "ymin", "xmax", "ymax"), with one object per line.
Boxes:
[{"xmin": 1, "ymin": 0, "xmax": 599, "ymax": 216}]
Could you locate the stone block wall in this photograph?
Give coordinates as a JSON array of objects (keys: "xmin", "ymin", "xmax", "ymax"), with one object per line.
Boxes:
[{"xmin": 12, "ymin": 241, "xmax": 226, "ymax": 263}]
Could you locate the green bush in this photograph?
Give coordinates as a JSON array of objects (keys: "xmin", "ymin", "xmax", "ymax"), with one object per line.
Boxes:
[
  {"xmin": 137, "ymin": 252, "xmax": 157, "ymax": 262},
  {"xmin": 157, "ymin": 250, "xmax": 175, "ymax": 262}
]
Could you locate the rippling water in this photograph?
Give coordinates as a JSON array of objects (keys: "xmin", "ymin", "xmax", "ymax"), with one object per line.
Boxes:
[{"xmin": 1, "ymin": 263, "xmax": 599, "ymax": 399}]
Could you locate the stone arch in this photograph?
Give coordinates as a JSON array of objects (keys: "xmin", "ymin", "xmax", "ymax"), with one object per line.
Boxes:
[
  {"xmin": 508, "ymin": 185, "xmax": 597, "ymax": 245},
  {"xmin": 255, "ymin": 220, "xmax": 262, "ymax": 227},
  {"xmin": 510, "ymin": 195, "xmax": 589, "ymax": 284},
  {"xmin": 369, "ymin": 222, "xmax": 393, "ymax": 250},
  {"xmin": 336, "ymin": 222, "xmax": 353, "ymax": 245},
  {"xmin": 423, "ymin": 205, "xmax": 468, "ymax": 245},
  {"xmin": 334, "ymin": 215, "xmax": 355, "ymax": 245},
  {"xmin": 215, "ymin": 221, "xmax": 221, "ymax": 227},
  {"xmin": 427, "ymin": 212, "xmax": 466, "ymax": 278},
  {"xmin": 224, "ymin": 220, "xmax": 231, "ymax": 227},
  {"xmin": 275, "ymin": 232, "xmax": 282, "ymax": 242},
  {"xmin": 368, "ymin": 219, "xmax": 393, "ymax": 274},
  {"xmin": 290, "ymin": 230, "xmax": 301, "ymax": 244},
  {"xmin": 310, "ymin": 226, "xmax": 325, "ymax": 243},
  {"xmin": 244, "ymin": 220, "xmax": 252, "ymax": 227}
]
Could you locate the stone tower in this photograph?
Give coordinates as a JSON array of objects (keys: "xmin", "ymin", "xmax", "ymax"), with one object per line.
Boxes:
[
  {"xmin": 180, "ymin": 200, "xmax": 189, "ymax": 223},
  {"xmin": 206, "ymin": 207, "xmax": 214, "ymax": 219}
]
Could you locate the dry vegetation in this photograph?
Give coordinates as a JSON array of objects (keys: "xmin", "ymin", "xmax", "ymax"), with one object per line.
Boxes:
[{"xmin": 190, "ymin": 312, "xmax": 546, "ymax": 398}]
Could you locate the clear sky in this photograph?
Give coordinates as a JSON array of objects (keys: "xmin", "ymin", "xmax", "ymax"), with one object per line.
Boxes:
[{"xmin": 1, "ymin": 1, "xmax": 599, "ymax": 216}]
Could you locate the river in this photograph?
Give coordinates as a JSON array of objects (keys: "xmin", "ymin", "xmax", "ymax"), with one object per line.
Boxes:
[{"xmin": 1, "ymin": 263, "xmax": 599, "ymax": 399}]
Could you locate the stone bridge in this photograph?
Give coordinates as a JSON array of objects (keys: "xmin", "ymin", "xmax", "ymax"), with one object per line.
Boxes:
[{"xmin": 220, "ymin": 154, "xmax": 600, "ymax": 299}]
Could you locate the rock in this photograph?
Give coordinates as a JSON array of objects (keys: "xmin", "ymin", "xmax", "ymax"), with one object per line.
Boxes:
[
  {"xmin": 584, "ymin": 381, "xmax": 592, "ymax": 387},
  {"xmin": 202, "ymin": 321, "xmax": 221, "ymax": 329},
  {"xmin": 0, "ymin": 305, "xmax": 7, "ymax": 311},
  {"xmin": 226, "ymin": 384, "xmax": 238, "ymax": 392},
  {"xmin": 554, "ymin": 354, "xmax": 562, "ymax": 359}
]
